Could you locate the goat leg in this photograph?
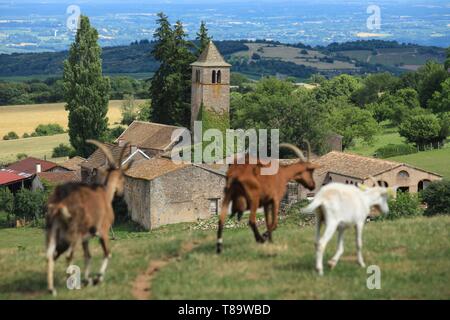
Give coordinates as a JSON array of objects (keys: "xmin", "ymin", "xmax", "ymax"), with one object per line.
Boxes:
[
  {"xmin": 217, "ymin": 193, "xmax": 231, "ymax": 254},
  {"xmin": 249, "ymin": 205, "xmax": 264, "ymax": 243},
  {"xmin": 93, "ymin": 235, "xmax": 110, "ymax": 285}
]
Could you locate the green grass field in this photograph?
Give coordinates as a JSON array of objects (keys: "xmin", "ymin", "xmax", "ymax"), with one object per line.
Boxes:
[
  {"xmin": 349, "ymin": 124, "xmax": 450, "ymax": 179},
  {"xmin": 0, "ymin": 214, "xmax": 448, "ymax": 299},
  {"xmin": 0, "ymin": 134, "xmax": 70, "ymax": 164},
  {"xmin": 389, "ymin": 148, "xmax": 450, "ymax": 179},
  {"xmin": 349, "ymin": 125, "xmax": 404, "ymax": 157}
]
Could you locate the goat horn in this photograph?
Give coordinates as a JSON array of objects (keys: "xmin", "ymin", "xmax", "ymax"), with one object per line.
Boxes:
[
  {"xmin": 368, "ymin": 175, "xmax": 378, "ymax": 187},
  {"xmin": 303, "ymin": 139, "xmax": 311, "ymax": 162},
  {"xmin": 279, "ymin": 143, "xmax": 307, "ymax": 162},
  {"xmin": 86, "ymin": 139, "xmax": 116, "ymax": 168}
]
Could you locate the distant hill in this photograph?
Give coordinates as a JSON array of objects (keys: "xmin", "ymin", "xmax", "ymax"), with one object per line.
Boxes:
[{"xmin": 0, "ymin": 39, "xmax": 446, "ymax": 80}]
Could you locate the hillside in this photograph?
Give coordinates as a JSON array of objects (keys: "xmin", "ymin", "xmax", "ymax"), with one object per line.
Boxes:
[{"xmin": 0, "ymin": 40, "xmax": 446, "ymax": 80}]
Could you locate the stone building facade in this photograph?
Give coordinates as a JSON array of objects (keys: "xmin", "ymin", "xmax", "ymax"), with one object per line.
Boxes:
[
  {"xmin": 190, "ymin": 41, "xmax": 231, "ymax": 130},
  {"xmin": 297, "ymin": 151, "xmax": 442, "ymax": 199},
  {"xmin": 124, "ymin": 157, "xmax": 226, "ymax": 230}
]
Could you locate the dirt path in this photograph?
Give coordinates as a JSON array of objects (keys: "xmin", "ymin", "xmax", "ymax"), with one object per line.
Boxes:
[{"xmin": 131, "ymin": 238, "xmax": 209, "ymax": 300}]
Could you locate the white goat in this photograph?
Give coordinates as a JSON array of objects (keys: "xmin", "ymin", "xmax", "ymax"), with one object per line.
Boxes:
[{"xmin": 302, "ymin": 179, "xmax": 392, "ymax": 275}]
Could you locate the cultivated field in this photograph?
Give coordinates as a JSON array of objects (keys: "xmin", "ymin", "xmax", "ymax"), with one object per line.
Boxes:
[
  {"xmin": 0, "ymin": 100, "xmax": 146, "ymax": 137},
  {"xmin": 337, "ymin": 48, "xmax": 446, "ymax": 71},
  {"xmin": 0, "ymin": 214, "xmax": 448, "ymax": 299},
  {"xmin": 0, "ymin": 134, "xmax": 69, "ymax": 164},
  {"xmin": 233, "ymin": 43, "xmax": 357, "ymax": 70}
]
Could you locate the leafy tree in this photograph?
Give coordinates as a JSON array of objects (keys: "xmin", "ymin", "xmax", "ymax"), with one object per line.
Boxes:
[
  {"xmin": 422, "ymin": 180, "xmax": 450, "ymax": 216},
  {"xmin": 137, "ymin": 100, "xmax": 152, "ymax": 121},
  {"xmin": 52, "ymin": 144, "xmax": 75, "ymax": 158},
  {"xmin": 428, "ymin": 78, "xmax": 450, "ymax": 114},
  {"xmin": 150, "ymin": 13, "xmax": 195, "ymax": 128},
  {"xmin": 63, "ymin": 15, "xmax": 111, "ymax": 157},
  {"xmin": 0, "ymin": 187, "xmax": 14, "ymax": 215},
  {"xmin": 14, "ymin": 188, "xmax": 47, "ymax": 220},
  {"xmin": 351, "ymin": 72, "xmax": 398, "ymax": 106},
  {"xmin": 395, "ymin": 88, "xmax": 420, "ymax": 109},
  {"xmin": 16, "ymin": 153, "xmax": 27, "ymax": 160},
  {"xmin": 121, "ymin": 94, "xmax": 138, "ymax": 125},
  {"xmin": 314, "ymin": 74, "xmax": 361, "ymax": 103},
  {"xmin": 445, "ymin": 46, "xmax": 450, "ymax": 71},
  {"xmin": 398, "ymin": 114, "xmax": 441, "ymax": 148},
  {"xmin": 417, "ymin": 61, "xmax": 448, "ymax": 108},
  {"xmin": 328, "ymin": 103, "xmax": 379, "ymax": 149},
  {"xmin": 196, "ymin": 21, "xmax": 211, "ymax": 55},
  {"xmin": 232, "ymin": 77, "xmax": 330, "ymax": 154},
  {"xmin": 3, "ymin": 131, "xmax": 19, "ymax": 140},
  {"xmin": 34, "ymin": 123, "xmax": 65, "ymax": 136}
]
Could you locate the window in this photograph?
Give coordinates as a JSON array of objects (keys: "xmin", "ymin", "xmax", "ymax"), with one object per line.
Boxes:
[
  {"xmin": 209, "ymin": 199, "xmax": 219, "ymax": 215},
  {"xmin": 378, "ymin": 180, "xmax": 388, "ymax": 187},
  {"xmin": 212, "ymin": 70, "xmax": 216, "ymax": 83},
  {"xmin": 217, "ymin": 70, "xmax": 221, "ymax": 83},
  {"xmin": 418, "ymin": 179, "xmax": 431, "ymax": 191},
  {"xmin": 397, "ymin": 170, "xmax": 410, "ymax": 179},
  {"xmin": 195, "ymin": 69, "xmax": 200, "ymax": 83}
]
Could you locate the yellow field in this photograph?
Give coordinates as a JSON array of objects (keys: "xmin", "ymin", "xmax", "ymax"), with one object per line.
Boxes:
[
  {"xmin": 0, "ymin": 100, "xmax": 146, "ymax": 137},
  {"xmin": 0, "ymin": 134, "xmax": 70, "ymax": 164}
]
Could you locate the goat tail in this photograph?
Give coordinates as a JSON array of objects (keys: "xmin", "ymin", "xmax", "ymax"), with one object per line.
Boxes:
[
  {"xmin": 47, "ymin": 204, "xmax": 71, "ymax": 223},
  {"xmin": 301, "ymin": 198, "xmax": 322, "ymax": 215}
]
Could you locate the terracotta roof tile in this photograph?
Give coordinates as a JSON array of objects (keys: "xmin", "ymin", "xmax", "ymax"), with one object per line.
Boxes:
[
  {"xmin": 81, "ymin": 143, "xmax": 131, "ymax": 170},
  {"xmin": 116, "ymin": 121, "xmax": 184, "ymax": 151},
  {"xmin": 191, "ymin": 41, "xmax": 231, "ymax": 67},
  {"xmin": 125, "ymin": 157, "xmax": 189, "ymax": 181},
  {"xmin": 37, "ymin": 171, "xmax": 80, "ymax": 184},
  {"xmin": 313, "ymin": 151, "xmax": 401, "ymax": 180},
  {"xmin": 6, "ymin": 157, "xmax": 57, "ymax": 174},
  {"xmin": 59, "ymin": 156, "xmax": 86, "ymax": 171}
]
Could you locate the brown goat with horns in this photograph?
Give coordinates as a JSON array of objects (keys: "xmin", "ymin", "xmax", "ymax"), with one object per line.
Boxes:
[
  {"xmin": 45, "ymin": 140, "xmax": 132, "ymax": 295},
  {"xmin": 217, "ymin": 143, "xmax": 320, "ymax": 253}
]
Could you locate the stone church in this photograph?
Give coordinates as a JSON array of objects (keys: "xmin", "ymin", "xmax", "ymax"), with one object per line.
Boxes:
[{"xmin": 81, "ymin": 41, "xmax": 230, "ymax": 230}]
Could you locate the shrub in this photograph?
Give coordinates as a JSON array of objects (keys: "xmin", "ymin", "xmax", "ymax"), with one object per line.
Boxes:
[
  {"xmin": 34, "ymin": 123, "xmax": 65, "ymax": 136},
  {"xmin": 121, "ymin": 94, "xmax": 138, "ymax": 125},
  {"xmin": 380, "ymin": 192, "xmax": 423, "ymax": 220},
  {"xmin": 22, "ymin": 133, "xmax": 30, "ymax": 138},
  {"xmin": 16, "ymin": 153, "xmax": 28, "ymax": 160},
  {"xmin": 14, "ymin": 188, "xmax": 48, "ymax": 220},
  {"xmin": 0, "ymin": 187, "xmax": 14, "ymax": 215},
  {"xmin": 52, "ymin": 143, "xmax": 74, "ymax": 158},
  {"xmin": 3, "ymin": 131, "xmax": 19, "ymax": 140},
  {"xmin": 374, "ymin": 143, "xmax": 417, "ymax": 158},
  {"xmin": 422, "ymin": 180, "xmax": 450, "ymax": 216}
]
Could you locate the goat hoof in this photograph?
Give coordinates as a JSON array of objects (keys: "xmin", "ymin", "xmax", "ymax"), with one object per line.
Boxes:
[
  {"xmin": 82, "ymin": 278, "xmax": 93, "ymax": 287},
  {"xmin": 216, "ymin": 245, "xmax": 222, "ymax": 254},
  {"xmin": 48, "ymin": 288, "xmax": 57, "ymax": 296},
  {"xmin": 316, "ymin": 268, "xmax": 324, "ymax": 276},
  {"xmin": 359, "ymin": 262, "xmax": 366, "ymax": 268},
  {"xmin": 93, "ymin": 274, "xmax": 104, "ymax": 286},
  {"xmin": 327, "ymin": 260, "xmax": 337, "ymax": 269}
]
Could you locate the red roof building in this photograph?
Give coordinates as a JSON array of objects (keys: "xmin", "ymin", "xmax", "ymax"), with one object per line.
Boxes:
[
  {"xmin": 6, "ymin": 157, "xmax": 57, "ymax": 175},
  {"xmin": 0, "ymin": 169, "xmax": 32, "ymax": 186}
]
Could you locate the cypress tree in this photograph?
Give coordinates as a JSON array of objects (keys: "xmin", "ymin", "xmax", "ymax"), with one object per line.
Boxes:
[
  {"xmin": 150, "ymin": 13, "xmax": 195, "ymax": 128},
  {"xmin": 196, "ymin": 21, "xmax": 211, "ymax": 55},
  {"xmin": 63, "ymin": 15, "xmax": 110, "ymax": 157}
]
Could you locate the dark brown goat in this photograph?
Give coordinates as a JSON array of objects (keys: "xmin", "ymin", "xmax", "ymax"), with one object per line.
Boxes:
[
  {"xmin": 216, "ymin": 143, "xmax": 319, "ymax": 253},
  {"xmin": 45, "ymin": 140, "xmax": 131, "ymax": 295}
]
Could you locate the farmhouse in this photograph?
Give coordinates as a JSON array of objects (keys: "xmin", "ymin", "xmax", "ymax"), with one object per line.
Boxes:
[
  {"xmin": 0, "ymin": 157, "xmax": 59, "ymax": 191},
  {"xmin": 295, "ymin": 151, "xmax": 442, "ymax": 199},
  {"xmin": 124, "ymin": 157, "xmax": 226, "ymax": 230}
]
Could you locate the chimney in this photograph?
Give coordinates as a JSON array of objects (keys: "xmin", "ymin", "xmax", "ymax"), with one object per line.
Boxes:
[
  {"xmin": 36, "ymin": 163, "xmax": 42, "ymax": 173},
  {"xmin": 118, "ymin": 138, "xmax": 125, "ymax": 147},
  {"xmin": 131, "ymin": 145, "xmax": 137, "ymax": 154}
]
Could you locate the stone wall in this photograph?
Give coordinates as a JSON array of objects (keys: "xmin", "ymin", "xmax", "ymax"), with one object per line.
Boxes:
[{"xmin": 125, "ymin": 165, "xmax": 225, "ymax": 230}]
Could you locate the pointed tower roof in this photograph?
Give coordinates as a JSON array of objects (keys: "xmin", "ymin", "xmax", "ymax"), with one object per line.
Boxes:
[{"xmin": 191, "ymin": 41, "xmax": 231, "ymax": 67}]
